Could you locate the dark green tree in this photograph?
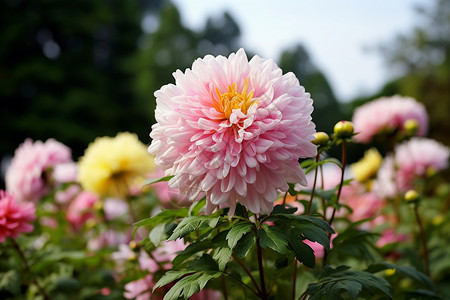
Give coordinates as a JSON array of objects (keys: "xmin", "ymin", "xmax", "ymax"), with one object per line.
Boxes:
[
  {"xmin": 0, "ymin": 0, "xmax": 157, "ymax": 162},
  {"xmin": 278, "ymin": 44, "xmax": 345, "ymax": 133}
]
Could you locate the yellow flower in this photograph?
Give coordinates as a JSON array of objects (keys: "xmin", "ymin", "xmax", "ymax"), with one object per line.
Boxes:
[
  {"xmin": 350, "ymin": 148, "xmax": 382, "ymax": 183},
  {"xmin": 78, "ymin": 132, "xmax": 155, "ymax": 197}
]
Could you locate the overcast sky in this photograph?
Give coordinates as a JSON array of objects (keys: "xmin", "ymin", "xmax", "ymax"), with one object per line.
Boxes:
[{"xmin": 171, "ymin": 0, "xmax": 431, "ymax": 102}]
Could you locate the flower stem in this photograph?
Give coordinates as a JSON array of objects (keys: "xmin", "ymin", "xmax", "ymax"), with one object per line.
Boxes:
[
  {"xmin": 232, "ymin": 254, "xmax": 262, "ymax": 295},
  {"xmin": 10, "ymin": 238, "xmax": 51, "ymax": 300},
  {"xmin": 413, "ymin": 203, "xmax": 430, "ymax": 276},
  {"xmin": 328, "ymin": 140, "xmax": 347, "ymax": 226},
  {"xmin": 221, "ymin": 274, "xmax": 228, "ymax": 300},
  {"xmin": 306, "ymin": 154, "xmax": 320, "ymax": 215},
  {"xmin": 256, "ymin": 236, "xmax": 268, "ymax": 300},
  {"xmin": 291, "ymin": 261, "xmax": 297, "ymax": 300}
]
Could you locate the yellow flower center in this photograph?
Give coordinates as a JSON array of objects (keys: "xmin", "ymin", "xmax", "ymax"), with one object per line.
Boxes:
[{"xmin": 212, "ymin": 78, "xmax": 255, "ymax": 119}]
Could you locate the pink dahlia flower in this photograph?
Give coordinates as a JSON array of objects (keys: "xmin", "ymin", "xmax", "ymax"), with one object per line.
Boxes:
[
  {"xmin": 5, "ymin": 139, "xmax": 72, "ymax": 202},
  {"xmin": 394, "ymin": 137, "xmax": 450, "ymax": 192},
  {"xmin": 149, "ymin": 49, "xmax": 317, "ymax": 215},
  {"xmin": 352, "ymin": 95, "xmax": 428, "ymax": 143},
  {"xmin": 0, "ymin": 190, "xmax": 36, "ymax": 242}
]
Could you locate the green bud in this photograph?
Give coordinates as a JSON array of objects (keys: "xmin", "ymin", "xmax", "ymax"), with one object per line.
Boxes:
[
  {"xmin": 404, "ymin": 190, "xmax": 420, "ymax": 203},
  {"xmin": 333, "ymin": 121, "xmax": 354, "ymax": 139},
  {"xmin": 312, "ymin": 132, "xmax": 329, "ymax": 146}
]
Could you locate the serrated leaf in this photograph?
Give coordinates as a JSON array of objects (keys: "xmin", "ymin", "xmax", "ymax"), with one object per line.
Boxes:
[
  {"xmin": 227, "ymin": 221, "xmax": 254, "ymax": 249},
  {"xmin": 162, "ymin": 272, "xmax": 221, "ymax": 300},
  {"xmin": 233, "ymin": 232, "xmax": 255, "ymax": 258},
  {"xmin": 211, "ymin": 231, "xmax": 232, "ymax": 271},
  {"xmin": 133, "ymin": 208, "xmax": 189, "ymax": 238},
  {"xmin": 168, "ymin": 216, "xmax": 220, "ymax": 240},
  {"xmin": 309, "ymin": 266, "xmax": 392, "ymax": 300},
  {"xmin": 258, "ymin": 225, "xmax": 288, "ymax": 254},
  {"xmin": 142, "ymin": 175, "xmax": 174, "ymax": 187}
]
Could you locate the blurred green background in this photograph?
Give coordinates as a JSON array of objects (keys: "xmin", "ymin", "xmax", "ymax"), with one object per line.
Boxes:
[{"xmin": 1, "ymin": 0, "xmax": 449, "ymax": 177}]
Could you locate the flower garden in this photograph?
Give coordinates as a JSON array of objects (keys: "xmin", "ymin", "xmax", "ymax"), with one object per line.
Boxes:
[{"xmin": 1, "ymin": 49, "xmax": 450, "ymax": 300}]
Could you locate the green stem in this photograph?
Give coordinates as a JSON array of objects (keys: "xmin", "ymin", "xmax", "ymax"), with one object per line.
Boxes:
[
  {"xmin": 232, "ymin": 254, "xmax": 262, "ymax": 296},
  {"xmin": 10, "ymin": 238, "xmax": 51, "ymax": 300},
  {"xmin": 256, "ymin": 236, "xmax": 268, "ymax": 300},
  {"xmin": 414, "ymin": 204, "xmax": 430, "ymax": 276},
  {"xmin": 221, "ymin": 274, "xmax": 228, "ymax": 300},
  {"xmin": 306, "ymin": 154, "xmax": 320, "ymax": 215},
  {"xmin": 328, "ymin": 140, "xmax": 347, "ymax": 226},
  {"xmin": 291, "ymin": 261, "xmax": 298, "ymax": 300}
]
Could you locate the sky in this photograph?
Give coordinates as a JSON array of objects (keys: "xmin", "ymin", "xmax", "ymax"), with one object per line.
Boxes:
[{"xmin": 171, "ymin": 0, "xmax": 431, "ymax": 102}]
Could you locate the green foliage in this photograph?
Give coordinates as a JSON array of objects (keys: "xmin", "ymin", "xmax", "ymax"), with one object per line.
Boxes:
[{"xmin": 308, "ymin": 265, "xmax": 392, "ymax": 300}]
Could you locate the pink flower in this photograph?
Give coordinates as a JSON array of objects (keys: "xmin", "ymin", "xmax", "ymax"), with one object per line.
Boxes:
[
  {"xmin": 124, "ymin": 274, "xmax": 155, "ymax": 300},
  {"xmin": 340, "ymin": 182, "xmax": 385, "ymax": 224},
  {"xmin": 103, "ymin": 198, "xmax": 128, "ymax": 220},
  {"xmin": 5, "ymin": 139, "xmax": 72, "ymax": 202},
  {"xmin": 395, "ymin": 137, "xmax": 450, "ymax": 192},
  {"xmin": 352, "ymin": 95, "xmax": 428, "ymax": 143},
  {"xmin": 376, "ymin": 228, "xmax": 408, "ymax": 248},
  {"xmin": 66, "ymin": 191, "xmax": 99, "ymax": 230},
  {"xmin": 149, "ymin": 49, "xmax": 317, "ymax": 215},
  {"xmin": 373, "ymin": 138, "xmax": 450, "ymax": 198},
  {"xmin": 0, "ymin": 190, "xmax": 36, "ymax": 242},
  {"xmin": 304, "ymin": 232, "xmax": 337, "ymax": 259},
  {"xmin": 52, "ymin": 162, "xmax": 78, "ymax": 184}
]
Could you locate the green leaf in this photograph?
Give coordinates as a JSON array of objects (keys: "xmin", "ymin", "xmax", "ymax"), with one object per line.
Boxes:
[
  {"xmin": 186, "ymin": 254, "xmax": 220, "ymax": 272},
  {"xmin": 172, "ymin": 240, "xmax": 213, "ymax": 268},
  {"xmin": 305, "ymin": 158, "xmax": 342, "ymax": 175},
  {"xmin": 0, "ymin": 270, "xmax": 20, "ymax": 294},
  {"xmin": 189, "ymin": 198, "xmax": 206, "ymax": 216},
  {"xmin": 168, "ymin": 216, "xmax": 220, "ymax": 240},
  {"xmin": 308, "ymin": 265, "xmax": 392, "ymax": 300},
  {"xmin": 162, "ymin": 272, "xmax": 221, "ymax": 300},
  {"xmin": 288, "ymin": 237, "xmax": 315, "ymax": 268},
  {"xmin": 212, "ymin": 230, "xmax": 232, "ymax": 271},
  {"xmin": 227, "ymin": 221, "xmax": 254, "ymax": 249},
  {"xmin": 297, "ymin": 223, "xmax": 331, "ymax": 251},
  {"xmin": 149, "ymin": 222, "xmax": 167, "ymax": 246},
  {"xmin": 271, "ymin": 204, "xmax": 298, "ymax": 215},
  {"xmin": 258, "ymin": 225, "xmax": 288, "ymax": 254},
  {"xmin": 365, "ymin": 263, "xmax": 434, "ymax": 290},
  {"xmin": 233, "ymin": 232, "xmax": 255, "ymax": 258},
  {"xmin": 141, "ymin": 175, "xmax": 174, "ymax": 187},
  {"xmin": 133, "ymin": 208, "xmax": 189, "ymax": 238},
  {"xmin": 153, "ymin": 270, "xmax": 192, "ymax": 291}
]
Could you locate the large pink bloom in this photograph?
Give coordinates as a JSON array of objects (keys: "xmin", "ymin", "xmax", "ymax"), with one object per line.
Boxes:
[
  {"xmin": 352, "ymin": 95, "xmax": 428, "ymax": 143},
  {"xmin": 0, "ymin": 190, "xmax": 36, "ymax": 242},
  {"xmin": 5, "ymin": 139, "xmax": 72, "ymax": 202},
  {"xmin": 149, "ymin": 49, "xmax": 317, "ymax": 215}
]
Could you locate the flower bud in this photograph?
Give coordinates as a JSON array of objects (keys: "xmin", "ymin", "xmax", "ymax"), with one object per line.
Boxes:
[
  {"xmin": 403, "ymin": 119, "xmax": 419, "ymax": 135},
  {"xmin": 333, "ymin": 121, "xmax": 354, "ymax": 139},
  {"xmin": 404, "ymin": 190, "xmax": 419, "ymax": 203},
  {"xmin": 129, "ymin": 240, "xmax": 138, "ymax": 250},
  {"xmin": 312, "ymin": 132, "xmax": 329, "ymax": 146}
]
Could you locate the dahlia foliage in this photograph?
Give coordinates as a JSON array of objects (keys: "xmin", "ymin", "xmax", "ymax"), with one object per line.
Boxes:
[{"xmin": 1, "ymin": 49, "xmax": 450, "ymax": 300}]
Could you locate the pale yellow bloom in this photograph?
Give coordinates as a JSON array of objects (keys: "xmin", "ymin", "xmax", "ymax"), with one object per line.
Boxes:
[
  {"xmin": 350, "ymin": 148, "xmax": 383, "ymax": 183},
  {"xmin": 78, "ymin": 132, "xmax": 155, "ymax": 197}
]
